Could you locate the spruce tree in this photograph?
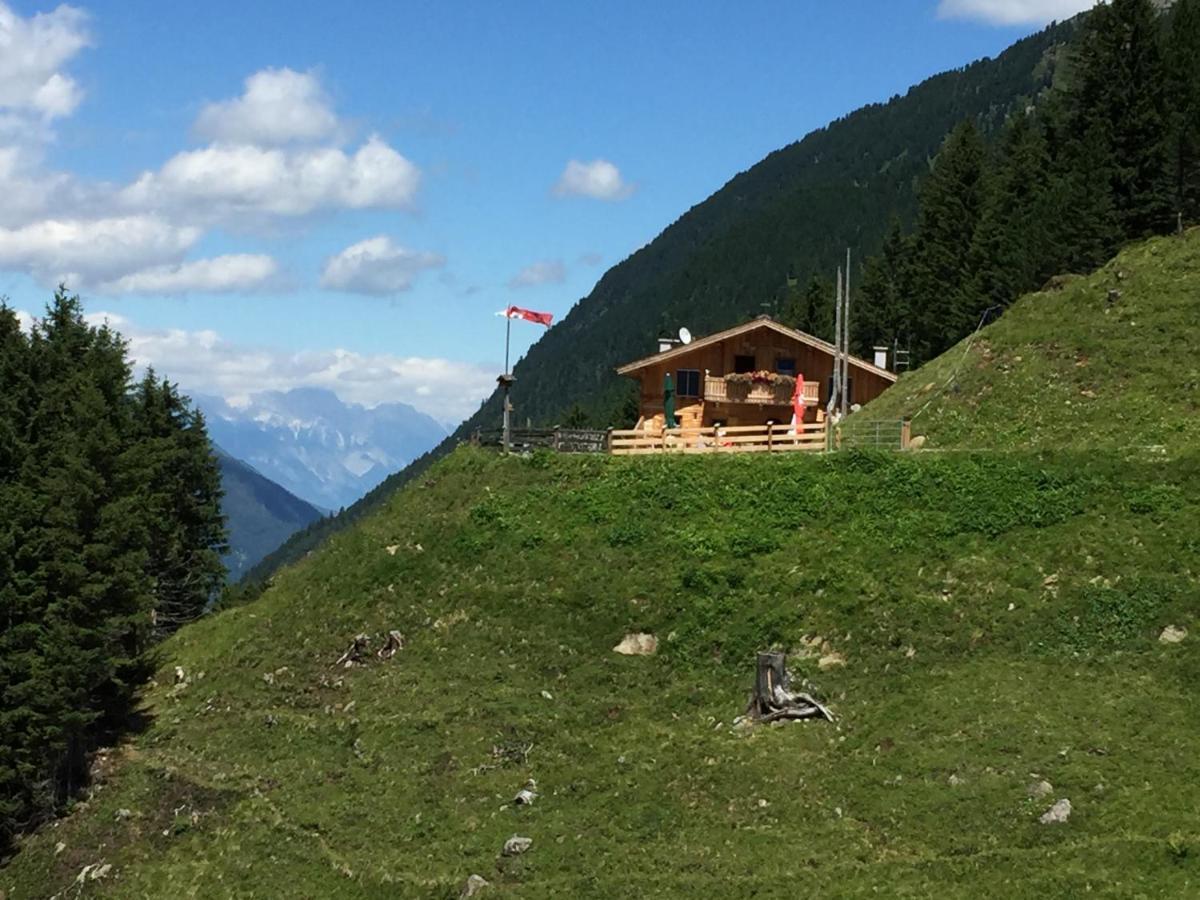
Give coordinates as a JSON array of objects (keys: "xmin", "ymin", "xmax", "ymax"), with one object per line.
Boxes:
[
  {"xmin": 970, "ymin": 114, "xmax": 1054, "ymax": 309},
  {"xmin": 1069, "ymin": 0, "xmax": 1171, "ymax": 237},
  {"xmin": 129, "ymin": 374, "xmax": 226, "ymax": 635},
  {"xmin": 906, "ymin": 121, "xmax": 989, "ymax": 361},
  {"xmin": 856, "ymin": 220, "xmax": 914, "ymax": 356},
  {"xmin": 1166, "ymin": 0, "xmax": 1200, "ymax": 227},
  {"xmin": 781, "ymin": 273, "xmax": 834, "ymax": 341}
]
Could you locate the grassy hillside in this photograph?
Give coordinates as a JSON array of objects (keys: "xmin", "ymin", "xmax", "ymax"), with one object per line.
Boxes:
[
  {"xmin": 851, "ymin": 229, "xmax": 1200, "ymax": 452},
  {"xmin": 216, "ymin": 450, "xmax": 324, "ymax": 582},
  {"xmin": 242, "ymin": 20, "xmax": 1077, "ymax": 590},
  {"xmin": 5, "ymin": 446, "xmax": 1198, "ymax": 897}
]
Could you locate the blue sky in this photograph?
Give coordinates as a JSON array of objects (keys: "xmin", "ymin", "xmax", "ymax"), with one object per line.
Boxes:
[{"xmin": 0, "ymin": 0, "xmax": 1092, "ymax": 423}]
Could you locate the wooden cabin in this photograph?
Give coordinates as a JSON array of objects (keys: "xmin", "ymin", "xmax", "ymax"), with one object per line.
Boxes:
[{"xmin": 616, "ymin": 316, "xmax": 897, "ymax": 431}]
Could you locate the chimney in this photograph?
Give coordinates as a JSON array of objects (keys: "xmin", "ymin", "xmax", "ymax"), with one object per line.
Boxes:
[{"xmin": 873, "ymin": 345, "xmax": 889, "ymax": 370}]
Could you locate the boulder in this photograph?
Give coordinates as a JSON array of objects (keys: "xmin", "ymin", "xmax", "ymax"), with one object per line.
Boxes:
[
  {"xmin": 1039, "ymin": 798, "xmax": 1071, "ymax": 825},
  {"xmin": 1027, "ymin": 780, "xmax": 1053, "ymax": 799},
  {"xmin": 613, "ymin": 633, "xmax": 657, "ymax": 656},
  {"xmin": 459, "ymin": 874, "xmax": 490, "ymax": 898},
  {"xmin": 502, "ymin": 835, "xmax": 533, "ymax": 857},
  {"xmin": 817, "ymin": 652, "xmax": 846, "ymax": 671},
  {"xmin": 1159, "ymin": 625, "xmax": 1187, "ymax": 645},
  {"xmin": 908, "ymin": 435, "xmax": 927, "ymax": 450}
]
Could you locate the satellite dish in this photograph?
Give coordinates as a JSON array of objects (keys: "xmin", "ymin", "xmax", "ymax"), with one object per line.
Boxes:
[{"xmin": 678, "ymin": 327, "xmax": 693, "ymax": 345}]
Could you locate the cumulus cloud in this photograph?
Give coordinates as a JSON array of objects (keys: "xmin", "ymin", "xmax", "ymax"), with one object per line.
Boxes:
[
  {"xmin": 194, "ymin": 67, "xmax": 340, "ymax": 145},
  {"xmin": 0, "ymin": 2, "xmax": 90, "ymax": 120},
  {"xmin": 936, "ymin": 0, "xmax": 1093, "ymax": 25},
  {"xmin": 508, "ymin": 259, "xmax": 566, "ymax": 289},
  {"xmin": 0, "ymin": 42, "xmax": 427, "ymax": 293},
  {"xmin": 553, "ymin": 159, "xmax": 633, "ymax": 201},
  {"xmin": 320, "ymin": 236, "xmax": 444, "ymax": 295},
  {"xmin": 120, "ymin": 135, "xmax": 421, "ymax": 223},
  {"xmin": 0, "ymin": 215, "xmax": 200, "ymax": 287},
  {"xmin": 59, "ymin": 314, "xmax": 496, "ymax": 423},
  {"xmin": 96, "ymin": 254, "xmax": 278, "ymax": 295}
]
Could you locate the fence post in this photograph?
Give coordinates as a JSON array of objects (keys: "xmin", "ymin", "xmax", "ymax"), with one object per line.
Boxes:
[
  {"xmin": 606, "ymin": 428, "xmax": 614, "ymax": 454},
  {"xmin": 767, "ymin": 421, "xmax": 774, "ymax": 453},
  {"xmin": 901, "ymin": 418, "xmax": 911, "ymax": 450},
  {"xmin": 553, "ymin": 425, "xmax": 561, "ymax": 452}
]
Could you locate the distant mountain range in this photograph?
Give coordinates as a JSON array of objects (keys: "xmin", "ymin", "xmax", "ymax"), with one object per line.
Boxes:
[
  {"xmin": 216, "ymin": 448, "xmax": 324, "ymax": 581},
  {"xmin": 197, "ymin": 388, "xmax": 448, "ymax": 511}
]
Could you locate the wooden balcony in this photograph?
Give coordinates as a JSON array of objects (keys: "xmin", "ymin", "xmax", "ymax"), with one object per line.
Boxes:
[{"xmin": 703, "ymin": 374, "xmax": 820, "ymax": 406}]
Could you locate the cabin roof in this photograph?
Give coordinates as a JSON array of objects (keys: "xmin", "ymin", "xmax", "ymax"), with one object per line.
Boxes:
[{"xmin": 615, "ymin": 315, "xmax": 898, "ymax": 382}]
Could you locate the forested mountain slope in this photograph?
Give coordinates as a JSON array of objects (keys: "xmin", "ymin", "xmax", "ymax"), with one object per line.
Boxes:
[{"xmin": 216, "ymin": 449, "xmax": 324, "ymax": 582}]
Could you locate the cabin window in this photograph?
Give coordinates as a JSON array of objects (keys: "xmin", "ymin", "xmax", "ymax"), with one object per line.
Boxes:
[
  {"xmin": 676, "ymin": 369, "xmax": 701, "ymax": 397},
  {"xmin": 734, "ymin": 354, "xmax": 756, "ymax": 374},
  {"xmin": 776, "ymin": 357, "xmax": 796, "ymax": 376}
]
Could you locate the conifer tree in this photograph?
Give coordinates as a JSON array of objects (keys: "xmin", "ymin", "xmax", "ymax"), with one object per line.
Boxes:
[
  {"xmin": 1166, "ymin": 0, "xmax": 1200, "ymax": 227},
  {"xmin": 1, "ymin": 290, "xmax": 226, "ymax": 847},
  {"xmin": 1068, "ymin": 0, "xmax": 1171, "ymax": 237},
  {"xmin": 129, "ymin": 373, "xmax": 226, "ymax": 635},
  {"xmin": 780, "ymin": 273, "xmax": 834, "ymax": 341},
  {"xmin": 969, "ymin": 114, "xmax": 1054, "ymax": 309},
  {"xmin": 855, "ymin": 220, "xmax": 914, "ymax": 356},
  {"xmin": 906, "ymin": 121, "xmax": 989, "ymax": 361}
]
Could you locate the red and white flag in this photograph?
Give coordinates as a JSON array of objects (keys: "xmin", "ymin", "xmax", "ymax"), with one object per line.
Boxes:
[{"xmin": 497, "ymin": 305, "xmax": 553, "ymax": 327}]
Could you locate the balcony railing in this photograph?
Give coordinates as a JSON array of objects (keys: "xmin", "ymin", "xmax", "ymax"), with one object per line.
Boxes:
[{"xmin": 703, "ymin": 374, "xmax": 820, "ymax": 406}]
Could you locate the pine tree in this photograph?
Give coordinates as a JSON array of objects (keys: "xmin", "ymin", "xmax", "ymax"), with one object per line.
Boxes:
[
  {"xmin": 1166, "ymin": 0, "xmax": 1200, "ymax": 228},
  {"xmin": 906, "ymin": 121, "xmax": 989, "ymax": 361}
]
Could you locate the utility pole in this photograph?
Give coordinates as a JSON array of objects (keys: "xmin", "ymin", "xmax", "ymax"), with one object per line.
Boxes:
[
  {"xmin": 828, "ymin": 267, "xmax": 843, "ymax": 418},
  {"xmin": 841, "ymin": 247, "xmax": 851, "ymax": 418}
]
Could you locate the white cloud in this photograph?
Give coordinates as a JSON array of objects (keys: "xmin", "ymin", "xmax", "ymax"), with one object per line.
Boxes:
[
  {"xmin": 97, "ymin": 254, "xmax": 278, "ymax": 295},
  {"xmin": 320, "ymin": 236, "xmax": 444, "ymax": 295},
  {"xmin": 78, "ymin": 315, "xmax": 496, "ymax": 424},
  {"xmin": 0, "ymin": 2, "xmax": 90, "ymax": 120},
  {"xmin": 120, "ymin": 135, "xmax": 421, "ymax": 223},
  {"xmin": 0, "ymin": 215, "xmax": 200, "ymax": 287},
  {"xmin": 508, "ymin": 259, "xmax": 566, "ymax": 289},
  {"xmin": 553, "ymin": 159, "xmax": 633, "ymax": 201},
  {"xmin": 194, "ymin": 67, "xmax": 340, "ymax": 146},
  {"xmin": 936, "ymin": 0, "xmax": 1093, "ymax": 25}
]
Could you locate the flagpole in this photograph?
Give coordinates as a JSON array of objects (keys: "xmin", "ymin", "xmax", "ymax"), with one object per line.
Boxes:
[{"xmin": 501, "ymin": 313, "xmax": 512, "ymax": 453}]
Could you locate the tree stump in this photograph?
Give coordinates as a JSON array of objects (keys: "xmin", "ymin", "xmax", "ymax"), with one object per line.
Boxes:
[{"xmin": 746, "ymin": 651, "xmax": 833, "ymax": 723}]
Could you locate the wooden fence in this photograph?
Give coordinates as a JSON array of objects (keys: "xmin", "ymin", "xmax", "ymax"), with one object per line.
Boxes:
[
  {"xmin": 475, "ymin": 417, "xmax": 911, "ymax": 456},
  {"xmin": 474, "ymin": 427, "xmax": 611, "ymax": 453},
  {"xmin": 609, "ymin": 422, "xmax": 827, "ymax": 456}
]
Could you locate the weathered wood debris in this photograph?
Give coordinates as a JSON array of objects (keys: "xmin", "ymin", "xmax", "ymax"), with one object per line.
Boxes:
[
  {"xmin": 332, "ymin": 630, "xmax": 406, "ymax": 668},
  {"xmin": 743, "ymin": 651, "xmax": 834, "ymax": 723}
]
